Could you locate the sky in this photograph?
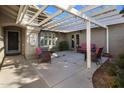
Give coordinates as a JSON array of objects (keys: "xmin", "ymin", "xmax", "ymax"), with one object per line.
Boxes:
[{"xmin": 37, "ymin": 5, "xmax": 124, "ymax": 19}]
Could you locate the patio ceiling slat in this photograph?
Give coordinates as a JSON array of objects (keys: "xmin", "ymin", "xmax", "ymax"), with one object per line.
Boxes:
[
  {"xmin": 41, "ymin": 5, "xmax": 100, "ymax": 28},
  {"xmin": 37, "ymin": 5, "xmax": 75, "ymax": 27},
  {"xmin": 49, "ymin": 19, "xmax": 83, "ymax": 30},
  {"xmin": 42, "ymin": 15, "xmax": 74, "ymax": 28},
  {"xmin": 41, "ymin": 5, "xmax": 107, "ymax": 30},
  {"xmin": 78, "ymin": 5, "xmax": 101, "ymax": 14},
  {"xmin": 88, "ymin": 6, "xmax": 116, "ymax": 17},
  {"xmin": 48, "ymin": 6, "xmax": 117, "ymax": 32},
  {"xmin": 49, "ymin": 9, "xmax": 120, "ymax": 31},
  {"xmin": 16, "ymin": 5, "xmax": 25, "ymax": 24},
  {"xmin": 45, "ymin": 16, "xmax": 80, "ymax": 29},
  {"xmin": 54, "ymin": 5, "xmax": 107, "ymax": 28},
  {"xmin": 28, "ymin": 5, "xmax": 48, "ymax": 24},
  {"xmin": 52, "ymin": 16, "xmax": 124, "ymax": 32},
  {"xmin": 38, "ymin": 10, "xmax": 63, "ymax": 26},
  {"xmin": 18, "ymin": 5, "xmax": 29, "ymax": 24}
]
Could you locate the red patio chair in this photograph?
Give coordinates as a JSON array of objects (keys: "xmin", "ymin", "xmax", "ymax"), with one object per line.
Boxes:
[
  {"xmin": 84, "ymin": 47, "xmax": 104, "ymax": 65},
  {"xmin": 35, "ymin": 47, "xmax": 42, "ymax": 58},
  {"xmin": 35, "ymin": 47, "xmax": 51, "ymax": 64},
  {"xmin": 77, "ymin": 43, "xmax": 96, "ymax": 53}
]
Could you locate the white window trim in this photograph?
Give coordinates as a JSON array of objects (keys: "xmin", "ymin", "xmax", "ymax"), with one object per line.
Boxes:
[{"xmin": 40, "ymin": 32, "xmax": 56, "ymax": 47}]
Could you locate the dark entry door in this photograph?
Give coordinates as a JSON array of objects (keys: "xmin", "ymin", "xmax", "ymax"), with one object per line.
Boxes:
[
  {"xmin": 71, "ymin": 35, "xmax": 75, "ymax": 48},
  {"xmin": 6, "ymin": 31, "xmax": 20, "ymax": 54},
  {"xmin": 8, "ymin": 32, "xmax": 19, "ymax": 50}
]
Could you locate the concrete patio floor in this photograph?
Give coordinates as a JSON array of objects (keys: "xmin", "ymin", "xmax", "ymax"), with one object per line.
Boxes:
[
  {"xmin": 0, "ymin": 51, "xmax": 108, "ymax": 88},
  {"xmin": 31, "ymin": 51, "xmax": 107, "ymax": 88},
  {"xmin": 0, "ymin": 55, "xmax": 48, "ymax": 88}
]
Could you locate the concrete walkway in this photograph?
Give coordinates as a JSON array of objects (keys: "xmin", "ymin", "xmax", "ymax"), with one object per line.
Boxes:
[
  {"xmin": 0, "ymin": 55, "xmax": 49, "ymax": 88},
  {"xmin": 0, "ymin": 51, "xmax": 107, "ymax": 88}
]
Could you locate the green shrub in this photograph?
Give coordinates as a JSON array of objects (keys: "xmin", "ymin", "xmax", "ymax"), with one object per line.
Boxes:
[
  {"xmin": 116, "ymin": 59, "xmax": 124, "ymax": 69},
  {"xmin": 107, "ymin": 79, "xmax": 119, "ymax": 88},
  {"xmin": 58, "ymin": 41, "xmax": 69, "ymax": 51},
  {"xmin": 106, "ymin": 53, "xmax": 124, "ymax": 88},
  {"xmin": 116, "ymin": 71, "xmax": 124, "ymax": 87},
  {"xmin": 118, "ymin": 53, "xmax": 124, "ymax": 59},
  {"xmin": 107, "ymin": 63, "xmax": 118, "ymax": 76}
]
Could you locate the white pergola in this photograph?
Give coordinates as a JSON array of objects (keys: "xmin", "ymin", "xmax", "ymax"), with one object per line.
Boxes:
[{"xmin": 17, "ymin": 5, "xmax": 124, "ymax": 68}]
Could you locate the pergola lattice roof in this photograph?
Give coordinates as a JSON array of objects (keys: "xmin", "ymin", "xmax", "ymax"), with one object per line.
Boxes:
[{"xmin": 18, "ymin": 5, "xmax": 124, "ymax": 33}]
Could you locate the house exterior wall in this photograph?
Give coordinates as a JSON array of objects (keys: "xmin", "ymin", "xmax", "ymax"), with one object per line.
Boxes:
[
  {"xmin": 66, "ymin": 31, "xmax": 85, "ymax": 50},
  {"xmin": 24, "ymin": 26, "xmax": 40, "ymax": 59},
  {"xmin": 0, "ymin": 13, "xmax": 15, "ymax": 25},
  {"xmin": 0, "ymin": 25, "xmax": 5, "ymax": 66},
  {"xmin": 67, "ymin": 23, "xmax": 124, "ymax": 57}
]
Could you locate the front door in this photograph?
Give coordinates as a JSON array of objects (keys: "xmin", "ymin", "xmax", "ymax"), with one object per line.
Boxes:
[
  {"xmin": 71, "ymin": 34, "xmax": 80, "ymax": 49},
  {"xmin": 6, "ymin": 31, "xmax": 21, "ymax": 55},
  {"xmin": 71, "ymin": 35, "xmax": 75, "ymax": 48}
]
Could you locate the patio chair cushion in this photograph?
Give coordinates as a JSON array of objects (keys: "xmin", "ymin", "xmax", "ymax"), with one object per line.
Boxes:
[
  {"xmin": 35, "ymin": 47, "xmax": 42, "ymax": 56},
  {"xmin": 40, "ymin": 51, "xmax": 51, "ymax": 63},
  {"xmin": 77, "ymin": 43, "xmax": 96, "ymax": 53}
]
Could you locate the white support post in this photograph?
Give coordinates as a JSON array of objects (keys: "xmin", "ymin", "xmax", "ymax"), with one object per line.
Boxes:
[
  {"xmin": 106, "ymin": 27, "xmax": 109, "ymax": 53},
  {"xmin": 86, "ymin": 20, "xmax": 91, "ymax": 68}
]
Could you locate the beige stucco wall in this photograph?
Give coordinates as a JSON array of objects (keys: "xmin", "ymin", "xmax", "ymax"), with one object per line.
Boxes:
[
  {"xmin": 108, "ymin": 23, "xmax": 124, "ymax": 57},
  {"xmin": 24, "ymin": 26, "xmax": 40, "ymax": 59},
  {"xmin": 0, "ymin": 13, "xmax": 15, "ymax": 25},
  {"xmin": 0, "ymin": 25, "xmax": 5, "ymax": 66},
  {"xmin": 67, "ymin": 23, "xmax": 124, "ymax": 57}
]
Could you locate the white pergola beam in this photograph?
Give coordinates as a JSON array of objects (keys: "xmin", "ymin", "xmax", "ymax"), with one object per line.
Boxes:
[
  {"xmin": 16, "ymin": 5, "xmax": 24, "ymax": 24},
  {"xmin": 88, "ymin": 6, "xmax": 116, "ymax": 17},
  {"xmin": 41, "ymin": 6, "xmax": 75, "ymax": 27},
  {"xmin": 38, "ymin": 10, "xmax": 63, "ymax": 26},
  {"xmin": 18, "ymin": 5, "xmax": 29, "ymax": 24},
  {"xmin": 79, "ymin": 5, "xmax": 100, "ymax": 14},
  {"xmin": 46, "ymin": 17, "xmax": 80, "ymax": 29},
  {"xmin": 93, "ymin": 10, "xmax": 118, "ymax": 20},
  {"xmin": 28, "ymin": 5, "xmax": 48, "ymax": 24},
  {"xmin": 51, "ymin": 9, "xmax": 120, "ymax": 31},
  {"xmin": 51, "ymin": 19, "xmax": 83, "ymax": 30},
  {"xmin": 46, "ymin": 6, "xmax": 116, "ymax": 30},
  {"xmin": 54, "ymin": 5, "xmax": 107, "ymax": 28},
  {"xmin": 42, "ymin": 15, "xmax": 74, "ymax": 28}
]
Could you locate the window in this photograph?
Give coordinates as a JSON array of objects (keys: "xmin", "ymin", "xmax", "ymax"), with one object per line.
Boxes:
[{"xmin": 40, "ymin": 32, "xmax": 57, "ymax": 47}]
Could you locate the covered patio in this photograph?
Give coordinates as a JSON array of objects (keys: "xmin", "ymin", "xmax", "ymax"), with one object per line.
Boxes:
[
  {"xmin": 0, "ymin": 5, "xmax": 124, "ymax": 88},
  {"xmin": 0, "ymin": 51, "xmax": 108, "ymax": 88},
  {"xmin": 18, "ymin": 5, "xmax": 113, "ymax": 68}
]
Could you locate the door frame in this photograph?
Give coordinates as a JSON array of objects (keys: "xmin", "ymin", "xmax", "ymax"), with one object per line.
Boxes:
[
  {"xmin": 71, "ymin": 33, "xmax": 80, "ymax": 49},
  {"xmin": 5, "ymin": 30, "xmax": 21, "ymax": 54}
]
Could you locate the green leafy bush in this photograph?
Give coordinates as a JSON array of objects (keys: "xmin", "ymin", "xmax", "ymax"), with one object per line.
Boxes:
[
  {"xmin": 118, "ymin": 53, "xmax": 124, "ymax": 59},
  {"xmin": 107, "ymin": 63, "xmax": 118, "ymax": 76},
  {"xmin": 58, "ymin": 41, "xmax": 69, "ymax": 51},
  {"xmin": 107, "ymin": 79, "xmax": 119, "ymax": 88},
  {"xmin": 107, "ymin": 53, "xmax": 124, "ymax": 88},
  {"xmin": 116, "ymin": 71, "xmax": 124, "ymax": 87},
  {"xmin": 116, "ymin": 59, "xmax": 124, "ymax": 69}
]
